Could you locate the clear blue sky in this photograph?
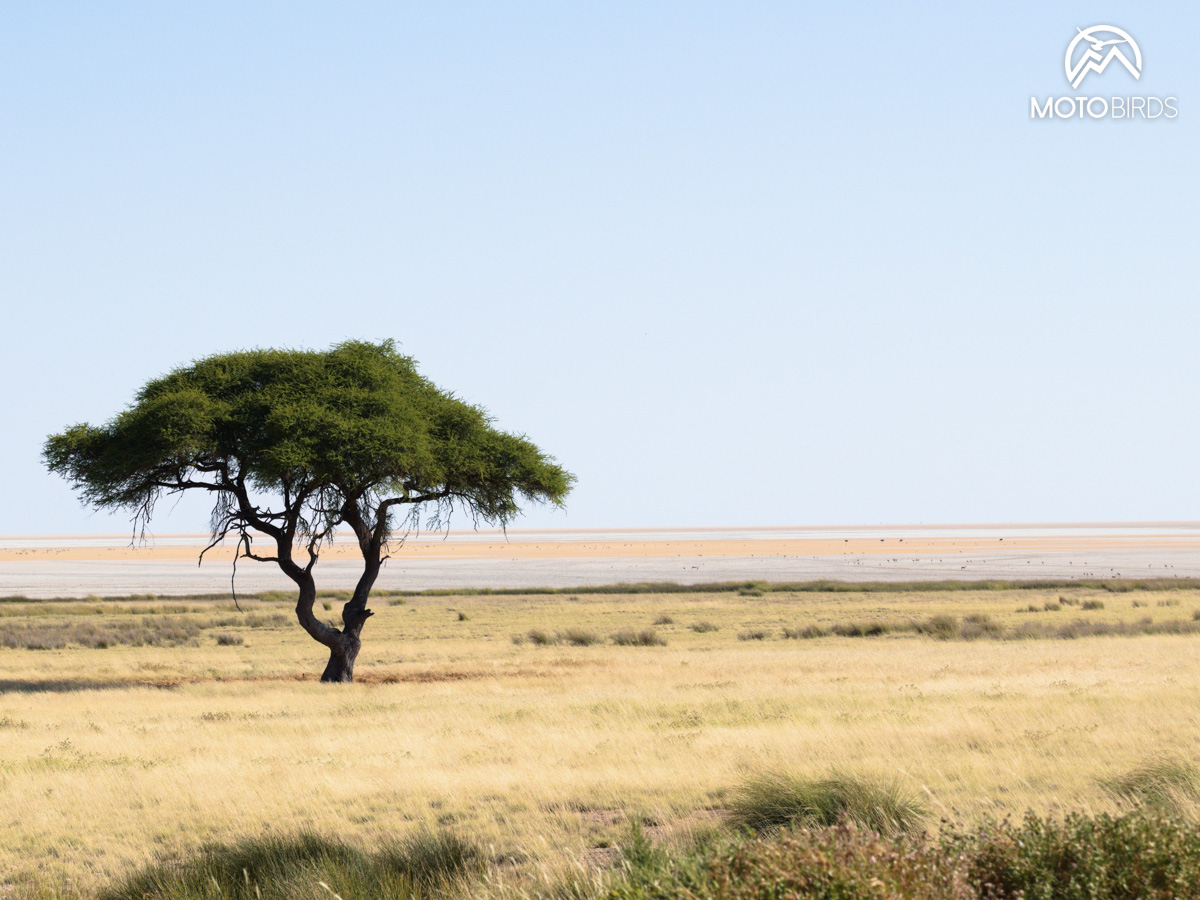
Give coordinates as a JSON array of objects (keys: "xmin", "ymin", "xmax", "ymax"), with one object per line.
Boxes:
[{"xmin": 3, "ymin": 2, "xmax": 1197, "ymax": 534}]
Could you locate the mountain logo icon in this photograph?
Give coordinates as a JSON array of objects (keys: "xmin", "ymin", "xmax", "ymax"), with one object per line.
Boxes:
[{"xmin": 1065, "ymin": 26, "xmax": 1142, "ymax": 89}]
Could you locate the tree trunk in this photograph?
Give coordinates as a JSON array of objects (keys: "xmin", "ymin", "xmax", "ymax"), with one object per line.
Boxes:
[
  {"xmin": 320, "ymin": 604, "xmax": 372, "ymax": 683},
  {"xmin": 284, "ymin": 510, "xmax": 382, "ymax": 683},
  {"xmin": 320, "ymin": 633, "xmax": 361, "ymax": 683}
]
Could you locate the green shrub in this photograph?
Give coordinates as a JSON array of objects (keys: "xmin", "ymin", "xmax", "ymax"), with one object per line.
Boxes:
[
  {"xmin": 612, "ymin": 628, "xmax": 666, "ymax": 647},
  {"xmin": 951, "ymin": 811, "xmax": 1200, "ymax": 900},
  {"xmin": 214, "ymin": 633, "xmax": 243, "ymax": 646},
  {"xmin": 728, "ymin": 770, "xmax": 927, "ymax": 837},
  {"xmin": 653, "ymin": 615, "xmax": 675, "ymax": 626},
  {"xmin": 1043, "ymin": 601, "xmax": 1061, "ymax": 611},
  {"xmin": 526, "ymin": 629, "xmax": 557, "ymax": 646},
  {"xmin": 690, "ymin": 621, "xmax": 720, "ymax": 633},
  {"xmin": 1081, "ymin": 599, "xmax": 1105, "ymax": 610},
  {"xmin": 607, "ymin": 811, "xmax": 1200, "ymax": 900},
  {"xmin": 607, "ymin": 823, "xmax": 960, "ymax": 900}
]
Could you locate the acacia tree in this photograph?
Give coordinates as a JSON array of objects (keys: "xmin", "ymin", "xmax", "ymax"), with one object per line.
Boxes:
[{"xmin": 44, "ymin": 340, "xmax": 573, "ymax": 682}]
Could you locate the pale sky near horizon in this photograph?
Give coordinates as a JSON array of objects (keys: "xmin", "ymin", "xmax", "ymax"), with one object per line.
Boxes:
[{"xmin": 2, "ymin": 3, "xmax": 1198, "ymax": 535}]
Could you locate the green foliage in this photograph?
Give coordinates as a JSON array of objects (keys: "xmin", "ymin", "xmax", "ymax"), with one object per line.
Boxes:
[
  {"xmin": 609, "ymin": 811, "xmax": 1200, "ymax": 900},
  {"xmin": 728, "ymin": 770, "xmax": 928, "ymax": 837},
  {"xmin": 737, "ymin": 629, "xmax": 769, "ymax": 641},
  {"xmin": 44, "ymin": 339, "xmax": 573, "ymax": 543},
  {"xmin": 96, "ymin": 829, "xmax": 482, "ymax": 900},
  {"xmin": 951, "ymin": 811, "xmax": 1200, "ymax": 899},
  {"xmin": 607, "ymin": 823, "xmax": 963, "ymax": 900},
  {"xmin": 689, "ymin": 621, "xmax": 720, "ymax": 633}
]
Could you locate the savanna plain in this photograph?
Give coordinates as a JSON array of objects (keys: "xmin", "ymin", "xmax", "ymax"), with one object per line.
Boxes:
[{"xmin": 4, "ymin": 581, "xmax": 1200, "ymax": 898}]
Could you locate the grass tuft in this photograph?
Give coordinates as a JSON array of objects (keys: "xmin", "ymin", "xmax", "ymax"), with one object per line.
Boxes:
[
  {"xmin": 611, "ymin": 628, "xmax": 666, "ymax": 647},
  {"xmin": 98, "ymin": 829, "xmax": 482, "ymax": 900},
  {"xmin": 737, "ymin": 629, "xmax": 769, "ymax": 641},
  {"xmin": 728, "ymin": 770, "xmax": 928, "ymax": 836},
  {"xmin": 782, "ymin": 625, "xmax": 827, "ymax": 639},
  {"xmin": 559, "ymin": 629, "xmax": 601, "ymax": 647},
  {"xmin": 1101, "ymin": 758, "xmax": 1200, "ymax": 812},
  {"xmin": 689, "ymin": 621, "xmax": 719, "ymax": 633}
]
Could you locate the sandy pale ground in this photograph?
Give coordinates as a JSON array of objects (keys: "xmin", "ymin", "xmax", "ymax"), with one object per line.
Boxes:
[{"xmin": 2, "ymin": 523, "xmax": 1199, "ymax": 597}]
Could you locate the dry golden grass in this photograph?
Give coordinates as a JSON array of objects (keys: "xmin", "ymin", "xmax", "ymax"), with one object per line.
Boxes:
[{"xmin": 2, "ymin": 585, "xmax": 1200, "ymax": 894}]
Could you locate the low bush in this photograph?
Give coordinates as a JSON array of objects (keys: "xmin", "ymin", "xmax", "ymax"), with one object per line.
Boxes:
[
  {"xmin": 214, "ymin": 633, "xmax": 243, "ymax": 646},
  {"xmin": 953, "ymin": 810, "xmax": 1200, "ymax": 900},
  {"xmin": 1081, "ymin": 599, "xmax": 1105, "ymax": 610},
  {"xmin": 690, "ymin": 621, "xmax": 720, "ymax": 633},
  {"xmin": 608, "ymin": 811, "xmax": 1200, "ymax": 900},
  {"xmin": 526, "ymin": 629, "xmax": 557, "ymax": 646},
  {"xmin": 653, "ymin": 615, "xmax": 675, "ymax": 626}
]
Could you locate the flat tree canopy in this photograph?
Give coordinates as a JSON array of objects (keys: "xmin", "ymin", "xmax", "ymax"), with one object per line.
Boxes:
[{"xmin": 44, "ymin": 339, "xmax": 574, "ymax": 681}]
